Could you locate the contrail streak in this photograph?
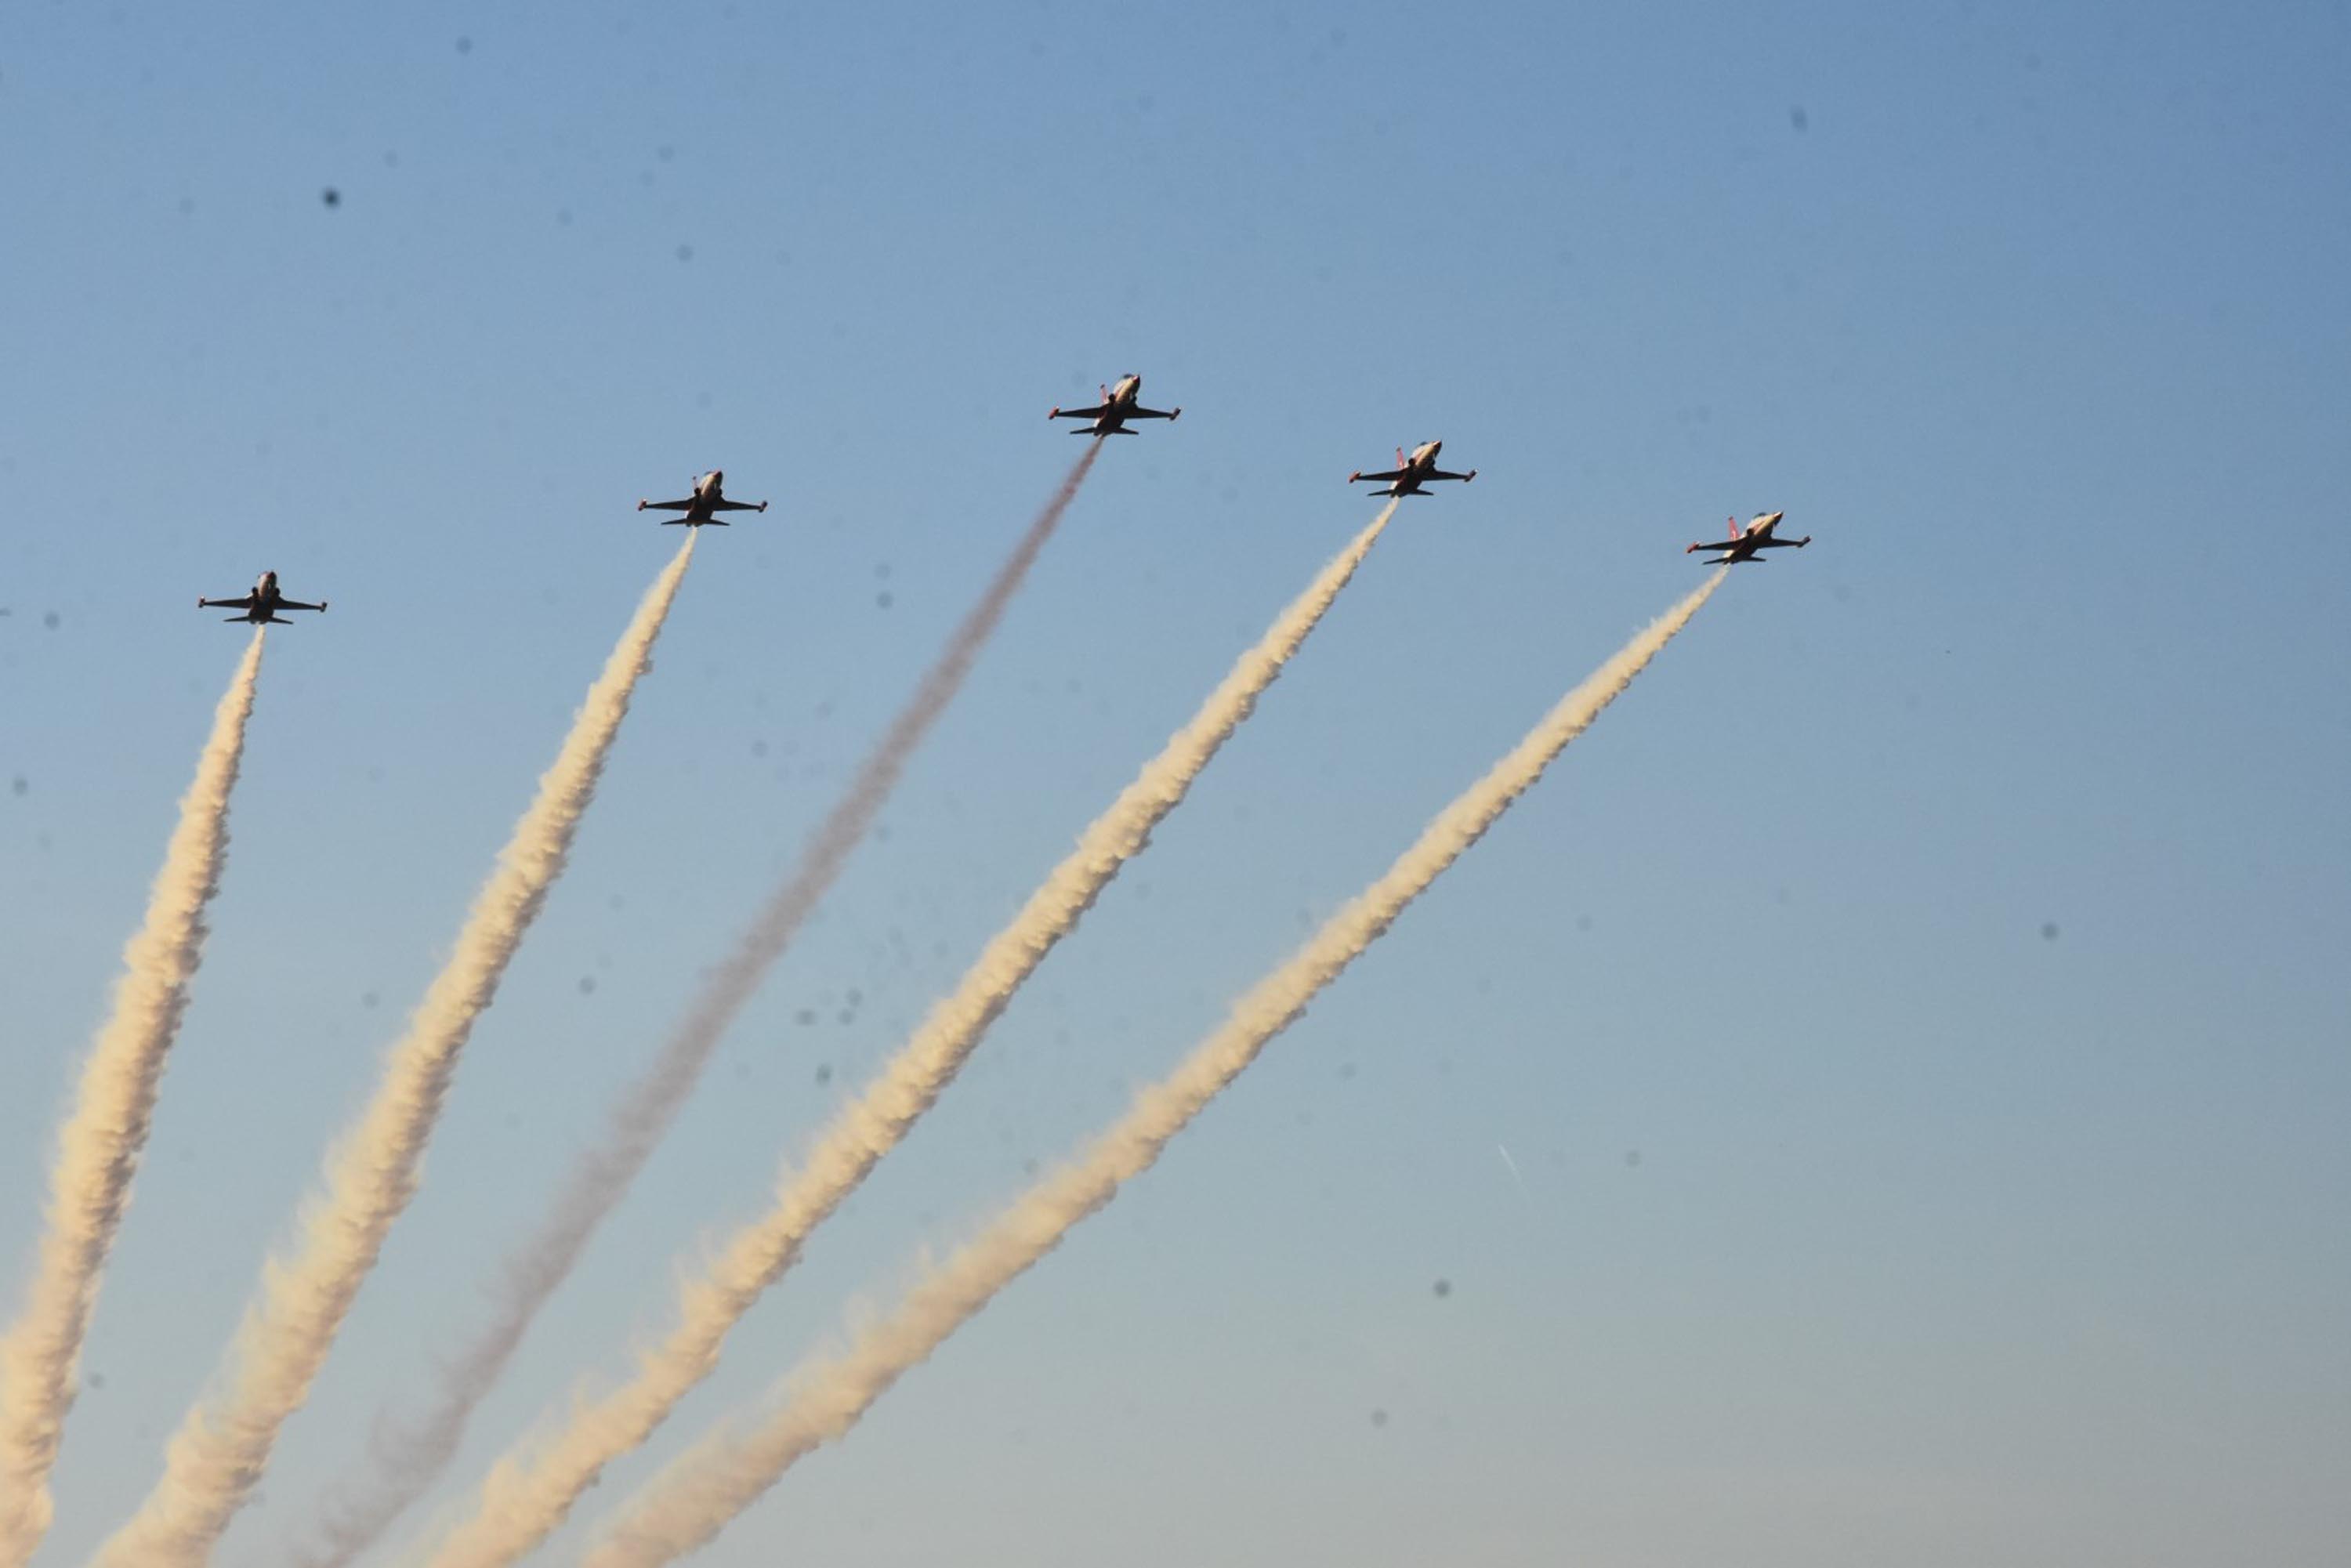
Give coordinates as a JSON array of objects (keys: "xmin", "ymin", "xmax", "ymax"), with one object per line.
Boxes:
[
  {"xmin": 581, "ymin": 571, "xmax": 1727, "ymax": 1568},
  {"xmin": 287, "ymin": 447, "xmax": 1100, "ymax": 1568},
  {"xmin": 415, "ymin": 498, "xmax": 1399, "ymax": 1568},
  {"xmin": 92, "ymin": 536, "xmax": 698, "ymax": 1568},
  {"xmin": 0, "ymin": 633, "xmax": 265, "ymax": 1568}
]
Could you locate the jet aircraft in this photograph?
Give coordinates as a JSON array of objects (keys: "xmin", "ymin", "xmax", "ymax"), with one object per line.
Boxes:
[
  {"xmin": 198, "ymin": 570, "xmax": 328, "ymax": 624},
  {"xmin": 1048, "ymin": 374, "xmax": 1182, "ymax": 436},
  {"xmin": 1687, "ymin": 512, "xmax": 1810, "ymax": 564},
  {"xmin": 1348, "ymin": 440, "xmax": 1477, "ymax": 498},
  {"xmin": 637, "ymin": 469, "xmax": 768, "ymax": 525}
]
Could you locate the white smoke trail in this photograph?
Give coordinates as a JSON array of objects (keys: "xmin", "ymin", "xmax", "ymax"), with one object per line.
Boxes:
[
  {"xmin": 92, "ymin": 536, "xmax": 699, "ymax": 1568},
  {"xmin": 0, "ymin": 633, "xmax": 266, "ymax": 1568},
  {"xmin": 285, "ymin": 448, "xmax": 1100, "ymax": 1568},
  {"xmin": 581, "ymin": 570, "xmax": 1727, "ymax": 1568},
  {"xmin": 415, "ymin": 501, "xmax": 1401, "ymax": 1568}
]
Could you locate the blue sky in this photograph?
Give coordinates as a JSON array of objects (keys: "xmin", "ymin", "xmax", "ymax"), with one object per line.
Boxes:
[{"xmin": 3, "ymin": 1, "xmax": 2347, "ymax": 1563}]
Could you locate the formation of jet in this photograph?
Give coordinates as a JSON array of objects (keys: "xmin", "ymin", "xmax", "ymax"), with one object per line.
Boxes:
[
  {"xmin": 197, "ymin": 570, "xmax": 328, "ymax": 625},
  {"xmin": 1348, "ymin": 440, "xmax": 1477, "ymax": 498},
  {"xmin": 1687, "ymin": 511, "xmax": 1809, "ymax": 564},
  {"xmin": 1048, "ymin": 374, "xmax": 1182, "ymax": 436},
  {"xmin": 191, "ymin": 392, "xmax": 1811, "ymax": 626},
  {"xmin": 636, "ymin": 469, "xmax": 769, "ymax": 526}
]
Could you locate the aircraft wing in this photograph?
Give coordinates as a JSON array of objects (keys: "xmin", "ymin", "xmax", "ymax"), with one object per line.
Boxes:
[
  {"xmin": 200, "ymin": 594, "xmax": 257, "ymax": 610},
  {"xmin": 639, "ymin": 497, "xmax": 697, "ymax": 512},
  {"xmin": 1425, "ymin": 467, "xmax": 1476, "ymax": 483},
  {"xmin": 708, "ymin": 499, "xmax": 766, "ymax": 512},
  {"xmin": 1126, "ymin": 404, "xmax": 1180, "ymax": 421},
  {"xmin": 1049, "ymin": 403, "xmax": 1109, "ymax": 421},
  {"xmin": 277, "ymin": 598, "xmax": 327, "ymax": 611},
  {"xmin": 1350, "ymin": 469, "xmax": 1404, "ymax": 483}
]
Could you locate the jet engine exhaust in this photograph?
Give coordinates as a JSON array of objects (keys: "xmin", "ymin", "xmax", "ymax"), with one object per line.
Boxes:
[
  {"xmin": 408, "ymin": 493, "xmax": 1398, "ymax": 1568},
  {"xmin": 290, "ymin": 447, "xmax": 1103, "ymax": 1568},
  {"xmin": 92, "ymin": 534, "xmax": 699, "ymax": 1568},
  {"xmin": 577, "ymin": 570, "xmax": 1729, "ymax": 1568},
  {"xmin": 0, "ymin": 631, "xmax": 266, "ymax": 1568}
]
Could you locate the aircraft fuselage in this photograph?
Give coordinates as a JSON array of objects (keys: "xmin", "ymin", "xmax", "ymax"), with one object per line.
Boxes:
[
  {"xmin": 198, "ymin": 570, "xmax": 328, "ymax": 624},
  {"xmin": 1349, "ymin": 438, "xmax": 1476, "ymax": 497},
  {"xmin": 638, "ymin": 468, "xmax": 767, "ymax": 526},
  {"xmin": 1048, "ymin": 372, "xmax": 1181, "ymax": 436},
  {"xmin": 1687, "ymin": 511, "xmax": 1809, "ymax": 564},
  {"xmin": 676, "ymin": 469, "xmax": 726, "ymax": 523}
]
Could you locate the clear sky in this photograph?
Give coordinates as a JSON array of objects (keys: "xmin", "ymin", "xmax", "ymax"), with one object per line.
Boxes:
[{"xmin": 4, "ymin": 1, "xmax": 2346, "ymax": 1563}]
